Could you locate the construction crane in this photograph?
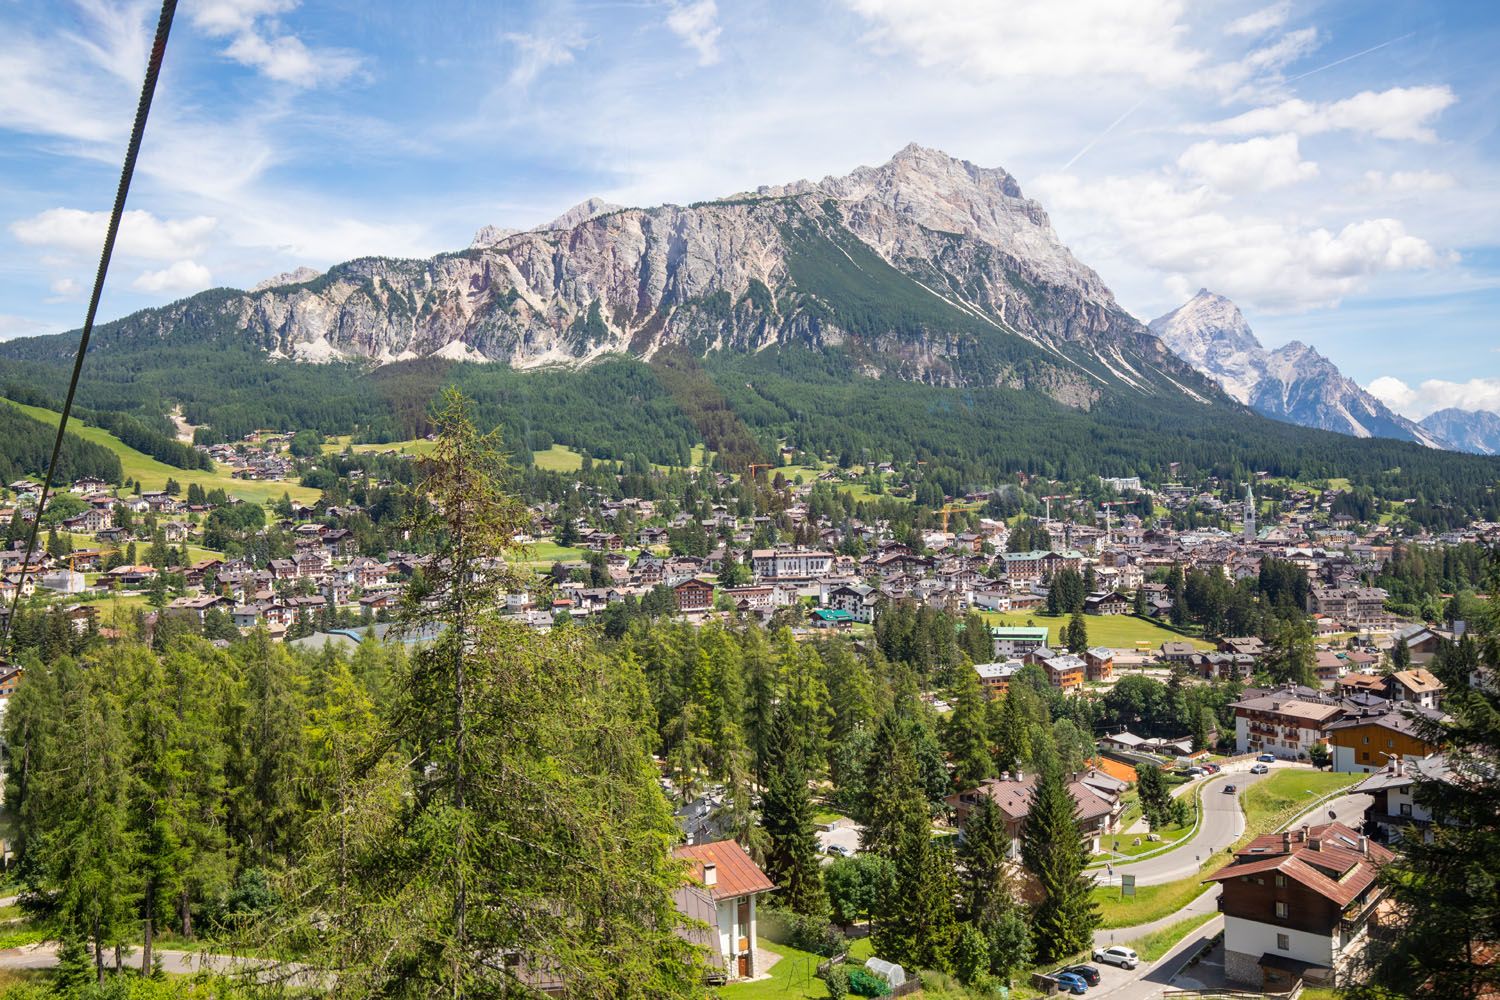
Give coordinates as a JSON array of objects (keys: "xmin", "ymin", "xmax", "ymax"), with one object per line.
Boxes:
[
  {"xmin": 1041, "ymin": 493, "xmax": 1071, "ymax": 522},
  {"xmin": 938, "ymin": 503, "xmax": 966, "ymax": 533}
]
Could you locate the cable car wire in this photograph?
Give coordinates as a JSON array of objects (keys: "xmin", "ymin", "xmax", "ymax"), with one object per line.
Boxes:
[{"xmin": 3, "ymin": 0, "xmax": 179, "ymax": 648}]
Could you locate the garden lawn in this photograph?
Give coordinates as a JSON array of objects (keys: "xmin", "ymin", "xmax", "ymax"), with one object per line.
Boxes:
[
  {"xmin": 6, "ymin": 400, "xmax": 319, "ymax": 505},
  {"xmin": 977, "ymin": 611, "xmax": 1214, "ymax": 651},
  {"xmin": 715, "ymin": 940, "xmax": 830, "ymax": 999}
]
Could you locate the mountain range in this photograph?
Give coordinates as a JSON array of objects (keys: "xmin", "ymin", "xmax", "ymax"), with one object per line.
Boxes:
[
  {"xmin": 1, "ymin": 144, "xmax": 1217, "ymax": 411},
  {"xmin": 1148, "ymin": 289, "xmax": 1500, "ymax": 455},
  {"xmin": 0, "ymin": 144, "xmax": 1498, "ymax": 514}
]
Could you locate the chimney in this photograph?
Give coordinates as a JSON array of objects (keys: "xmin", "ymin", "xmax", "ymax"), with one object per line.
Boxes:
[
  {"xmin": 1282, "ymin": 831, "xmax": 1292, "ymax": 850},
  {"xmin": 1358, "ymin": 836, "xmax": 1368, "ymax": 855},
  {"xmin": 1309, "ymin": 835, "xmax": 1322, "ymax": 851},
  {"xmin": 1299, "ymin": 824, "xmax": 1310, "ymax": 843},
  {"xmin": 1015, "ymin": 769, "xmax": 1024, "ymax": 782},
  {"xmin": 702, "ymin": 862, "xmax": 717, "ymax": 888},
  {"xmin": 1002, "ymin": 771, "xmax": 1011, "ymax": 782}
]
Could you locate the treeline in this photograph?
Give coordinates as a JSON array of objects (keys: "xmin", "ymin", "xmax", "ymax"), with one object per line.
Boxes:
[
  {"xmin": 0, "ymin": 403, "xmax": 121, "ymax": 485},
  {"xmin": 84, "ymin": 409, "xmax": 211, "ymax": 471}
]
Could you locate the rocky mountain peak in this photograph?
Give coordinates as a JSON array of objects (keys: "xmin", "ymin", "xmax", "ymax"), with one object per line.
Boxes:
[
  {"xmin": 470, "ymin": 225, "xmax": 519, "ymax": 249},
  {"xmin": 541, "ymin": 197, "xmax": 623, "ymax": 231},
  {"xmin": 1151, "ymin": 291, "xmax": 1438, "ymax": 446},
  {"xmin": 1149, "ymin": 289, "xmax": 1263, "ymax": 402},
  {"xmin": 250, "ymin": 266, "xmax": 322, "ymax": 293}
]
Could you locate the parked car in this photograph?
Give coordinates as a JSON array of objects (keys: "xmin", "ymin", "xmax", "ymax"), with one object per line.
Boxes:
[
  {"xmin": 1093, "ymin": 946, "xmax": 1139, "ymax": 970},
  {"xmin": 824, "ymin": 843, "xmax": 851, "ymax": 857},
  {"xmin": 1223, "ymin": 783, "xmax": 1237, "ymax": 794},
  {"xmin": 1054, "ymin": 972, "xmax": 1089, "ymax": 994},
  {"xmin": 1185, "ymin": 766, "xmax": 1206, "ymax": 777},
  {"xmin": 1250, "ymin": 762, "xmax": 1270, "ymax": 774},
  {"xmin": 1201, "ymin": 763, "xmax": 1219, "ymax": 773},
  {"xmin": 1063, "ymin": 965, "xmax": 1101, "ymax": 986},
  {"xmin": 1257, "ymin": 752, "xmax": 1277, "ymax": 763}
]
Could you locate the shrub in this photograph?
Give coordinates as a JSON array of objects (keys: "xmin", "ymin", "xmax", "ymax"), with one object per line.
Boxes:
[
  {"xmin": 847, "ymin": 967, "xmax": 892, "ymax": 997},
  {"xmin": 783, "ymin": 910, "xmax": 848, "ymax": 958},
  {"xmin": 823, "ymin": 964, "xmax": 851, "ymax": 1000}
]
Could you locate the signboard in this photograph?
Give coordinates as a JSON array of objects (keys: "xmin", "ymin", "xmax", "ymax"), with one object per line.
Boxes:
[{"xmin": 1120, "ymin": 874, "xmax": 1136, "ymax": 897}]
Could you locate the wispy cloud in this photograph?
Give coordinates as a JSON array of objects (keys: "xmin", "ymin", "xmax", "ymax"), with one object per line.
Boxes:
[
  {"xmin": 188, "ymin": 0, "xmax": 363, "ymax": 87},
  {"xmin": 666, "ymin": 1, "xmax": 723, "ymax": 66}
]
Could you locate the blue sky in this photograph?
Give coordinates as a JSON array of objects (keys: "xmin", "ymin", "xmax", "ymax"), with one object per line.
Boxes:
[{"xmin": 2, "ymin": 0, "xmax": 1498, "ymax": 417}]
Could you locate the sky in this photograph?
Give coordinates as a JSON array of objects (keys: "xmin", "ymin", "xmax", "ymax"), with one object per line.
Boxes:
[{"xmin": 1, "ymin": 0, "xmax": 1498, "ymax": 419}]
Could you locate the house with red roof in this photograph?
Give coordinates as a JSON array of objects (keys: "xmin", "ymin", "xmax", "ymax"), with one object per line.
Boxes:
[
  {"xmin": 1205, "ymin": 821, "xmax": 1393, "ymax": 991},
  {"xmin": 672, "ymin": 839, "xmax": 776, "ymax": 981}
]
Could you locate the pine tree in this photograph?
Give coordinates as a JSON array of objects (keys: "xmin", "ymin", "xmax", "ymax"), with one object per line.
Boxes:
[
  {"xmin": 1021, "ymin": 756, "xmax": 1100, "ymax": 963},
  {"xmin": 759, "ymin": 709, "xmax": 828, "ymax": 918},
  {"xmin": 1066, "ymin": 612, "xmax": 1088, "ymax": 654},
  {"xmin": 957, "ymin": 795, "xmax": 1011, "ymax": 923},
  {"xmin": 991, "ymin": 691, "xmax": 1033, "ymax": 775},
  {"xmin": 875, "ymin": 826, "xmax": 959, "ymax": 973},
  {"xmin": 945, "ymin": 666, "xmax": 993, "ymax": 790}
]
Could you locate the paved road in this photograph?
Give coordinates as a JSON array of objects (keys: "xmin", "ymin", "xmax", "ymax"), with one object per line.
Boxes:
[
  {"xmin": 1077, "ymin": 780, "xmax": 1374, "ymax": 1000},
  {"xmin": 1097, "ymin": 762, "xmax": 1276, "ymax": 887},
  {"xmin": 0, "ymin": 942, "xmax": 320, "ymax": 988}
]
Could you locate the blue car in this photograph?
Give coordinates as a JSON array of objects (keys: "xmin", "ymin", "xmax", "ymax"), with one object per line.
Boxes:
[
  {"xmin": 1054, "ymin": 972, "xmax": 1089, "ymax": 994},
  {"xmin": 1257, "ymin": 752, "xmax": 1277, "ymax": 763}
]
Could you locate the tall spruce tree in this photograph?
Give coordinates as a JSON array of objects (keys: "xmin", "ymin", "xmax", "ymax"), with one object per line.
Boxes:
[
  {"xmin": 945, "ymin": 665, "xmax": 993, "ymax": 790},
  {"xmin": 759, "ymin": 708, "xmax": 828, "ymax": 918},
  {"xmin": 1020, "ymin": 755, "xmax": 1100, "ymax": 963}
]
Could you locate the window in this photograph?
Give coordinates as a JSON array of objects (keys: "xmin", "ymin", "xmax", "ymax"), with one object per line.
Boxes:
[
  {"xmin": 1277, "ymin": 934, "xmax": 1290, "ymax": 951},
  {"xmin": 1276, "ymin": 901, "xmax": 1289, "ymax": 919},
  {"xmin": 1362, "ymin": 735, "xmax": 1369, "ymax": 744},
  {"xmin": 1275, "ymin": 874, "xmax": 1287, "ymax": 888},
  {"xmin": 1400, "ymin": 802, "xmax": 1412, "ymax": 817}
]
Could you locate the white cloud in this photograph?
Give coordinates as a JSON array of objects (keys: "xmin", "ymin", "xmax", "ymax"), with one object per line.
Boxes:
[
  {"xmin": 1367, "ymin": 376, "xmax": 1500, "ymax": 419},
  {"xmin": 1203, "ymin": 85, "xmax": 1457, "ymax": 142},
  {"xmin": 1227, "ymin": 2, "xmax": 1290, "ymax": 37},
  {"xmin": 223, "ymin": 30, "xmax": 361, "ymax": 87},
  {"xmin": 1035, "ymin": 171, "xmax": 1450, "ymax": 311},
  {"xmin": 1361, "ymin": 169, "xmax": 1456, "ymax": 194},
  {"xmin": 666, "ymin": 1, "xmax": 723, "ymax": 66},
  {"xmin": 1177, "ymin": 134, "xmax": 1317, "ymax": 192},
  {"xmin": 131, "ymin": 260, "xmax": 214, "ymax": 295},
  {"xmin": 189, "ymin": 0, "xmax": 361, "ymax": 87},
  {"xmin": 0, "ymin": 315, "xmax": 49, "ymax": 341},
  {"xmin": 49, "ymin": 278, "xmax": 81, "ymax": 297},
  {"xmin": 504, "ymin": 31, "xmax": 585, "ymax": 89},
  {"xmin": 844, "ymin": 0, "xmax": 1203, "ymax": 86},
  {"xmin": 10, "ymin": 209, "xmax": 218, "ymax": 261},
  {"xmin": 189, "ymin": 0, "xmax": 297, "ymax": 36}
]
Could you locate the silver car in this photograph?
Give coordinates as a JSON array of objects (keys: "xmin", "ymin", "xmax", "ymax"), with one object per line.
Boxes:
[{"xmin": 1093, "ymin": 946, "xmax": 1139, "ymax": 970}]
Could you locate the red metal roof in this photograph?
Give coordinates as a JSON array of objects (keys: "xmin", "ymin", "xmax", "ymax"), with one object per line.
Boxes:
[{"xmin": 673, "ymin": 840, "xmax": 776, "ymax": 901}]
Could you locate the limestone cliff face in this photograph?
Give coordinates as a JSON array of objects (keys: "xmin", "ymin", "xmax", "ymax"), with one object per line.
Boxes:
[{"xmin": 31, "ymin": 145, "xmax": 1221, "ymax": 407}]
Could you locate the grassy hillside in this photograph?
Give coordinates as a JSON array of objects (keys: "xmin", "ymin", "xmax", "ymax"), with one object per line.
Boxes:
[{"xmin": 6, "ymin": 400, "xmax": 319, "ymax": 505}]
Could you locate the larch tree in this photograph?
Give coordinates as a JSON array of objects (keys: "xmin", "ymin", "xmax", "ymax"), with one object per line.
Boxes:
[{"xmin": 287, "ymin": 389, "xmax": 707, "ymax": 999}]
